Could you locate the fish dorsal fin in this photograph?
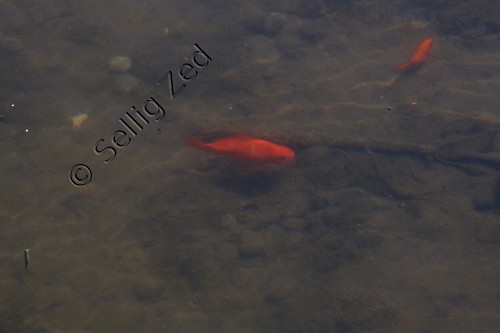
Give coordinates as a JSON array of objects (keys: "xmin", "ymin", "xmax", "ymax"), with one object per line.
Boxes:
[{"xmin": 224, "ymin": 134, "xmax": 254, "ymax": 141}]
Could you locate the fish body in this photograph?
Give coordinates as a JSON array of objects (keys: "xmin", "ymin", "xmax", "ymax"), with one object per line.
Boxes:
[
  {"xmin": 188, "ymin": 134, "xmax": 295, "ymax": 163},
  {"xmin": 395, "ymin": 38, "xmax": 433, "ymax": 72}
]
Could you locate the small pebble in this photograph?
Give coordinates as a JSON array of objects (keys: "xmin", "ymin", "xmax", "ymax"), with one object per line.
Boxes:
[
  {"xmin": 113, "ymin": 75, "xmax": 139, "ymax": 94},
  {"xmin": 71, "ymin": 113, "xmax": 88, "ymax": 129},
  {"xmin": 109, "ymin": 55, "xmax": 131, "ymax": 72}
]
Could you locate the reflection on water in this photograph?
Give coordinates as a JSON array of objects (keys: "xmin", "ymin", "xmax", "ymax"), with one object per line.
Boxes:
[{"xmin": 1, "ymin": 0, "xmax": 500, "ymax": 332}]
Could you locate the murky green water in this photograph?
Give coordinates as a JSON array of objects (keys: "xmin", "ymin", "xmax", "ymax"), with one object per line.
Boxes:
[{"xmin": 1, "ymin": 1, "xmax": 500, "ymax": 332}]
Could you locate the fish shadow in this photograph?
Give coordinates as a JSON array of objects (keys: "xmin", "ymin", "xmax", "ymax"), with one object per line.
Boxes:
[{"xmin": 215, "ymin": 169, "xmax": 279, "ymax": 196}]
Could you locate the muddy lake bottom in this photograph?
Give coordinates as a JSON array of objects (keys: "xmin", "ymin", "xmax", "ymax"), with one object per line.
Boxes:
[{"xmin": 1, "ymin": 0, "xmax": 500, "ymax": 332}]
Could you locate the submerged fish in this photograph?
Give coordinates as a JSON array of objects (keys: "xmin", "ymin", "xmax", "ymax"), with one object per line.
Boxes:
[
  {"xmin": 188, "ymin": 134, "xmax": 295, "ymax": 163},
  {"xmin": 395, "ymin": 38, "xmax": 433, "ymax": 72}
]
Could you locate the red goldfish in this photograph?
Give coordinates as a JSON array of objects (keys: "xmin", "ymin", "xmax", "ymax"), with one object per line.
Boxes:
[
  {"xmin": 395, "ymin": 38, "xmax": 433, "ymax": 72},
  {"xmin": 188, "ymin": 134, "xmax": 295, "ymax": 163}
]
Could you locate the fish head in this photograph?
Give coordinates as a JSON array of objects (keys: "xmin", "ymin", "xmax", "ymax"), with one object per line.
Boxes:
[{"xmin": 272, "ymin": 146, "xmax": 295, "ymax": 163}]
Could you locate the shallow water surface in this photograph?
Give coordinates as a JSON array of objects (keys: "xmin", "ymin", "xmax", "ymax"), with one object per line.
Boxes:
[{"xmin": 1, "ymin": 1, "xmax": 500, "ymax": 332}]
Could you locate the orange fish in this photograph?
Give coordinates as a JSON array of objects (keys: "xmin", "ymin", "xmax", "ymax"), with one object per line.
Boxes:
[
  {"xmin": 188, "ymin": 134, "xmax": 295, "ymax": 163},
  {"xmin": 395, "ymin": 38, "xmax": 433, "ymax": 72}
]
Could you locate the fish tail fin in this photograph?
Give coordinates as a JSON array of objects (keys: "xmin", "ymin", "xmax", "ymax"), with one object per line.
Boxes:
[
  {"xmin": 395, "ymin": 64, "xmax": 408, "ymax": 72},
  {"xmin": 187, "ymin": 135, "xmax": 209, "ymax": 151},
  {"xmin": 395, "ymin": 61, "xmax": 417, "ymax": 73}
]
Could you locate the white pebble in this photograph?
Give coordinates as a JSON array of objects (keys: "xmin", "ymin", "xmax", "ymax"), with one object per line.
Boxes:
[{"xmin": 71, "ymin": 113, "xmax": 88, "ymax": 129}]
